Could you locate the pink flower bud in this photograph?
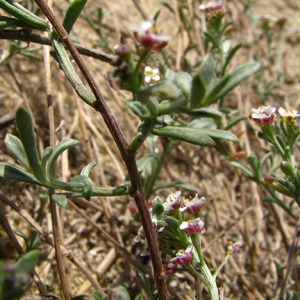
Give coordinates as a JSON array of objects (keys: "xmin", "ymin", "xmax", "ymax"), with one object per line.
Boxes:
[
  {"xmin": 180, "ymin": 194, "xmax": 205, "ymax": 214},
  {"xmin": 130, "ymin": 21, "xmax": 171, "ymax": 50},
  {"xmin": 228, "ymin": 242, "xmax": 242, "ymax": 254},
  {"xmin": 179, "ymin": 218, "xmax": 206, "ymax": 234},
  {"xmin": 170, "ymin": 245, "xmax": 193, "ymax": 265},
  {"xmin": 249, "ymin": 106, "xmax": 276, "ymax": 125}
]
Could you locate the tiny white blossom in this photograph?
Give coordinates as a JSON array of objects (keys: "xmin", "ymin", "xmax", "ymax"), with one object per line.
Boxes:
[
  {"xmin": 144, "ymin": 66, "xmax": 161, "ymax": 85},
  {"xmin": 278, "ymin": 107, "xmax": 300, "ymax": 118}
]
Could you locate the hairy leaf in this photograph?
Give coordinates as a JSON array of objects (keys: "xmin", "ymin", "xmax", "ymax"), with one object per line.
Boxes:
[
  {"xmin": 4, "ymin": 134, "xmax": 30, "ymax": 170},
  {"xmin": 15, "ymin": 107, "xmax": 45, "ymax": 182},
  {"xmin": 152, "ymin": 126, "xmax": 215, "ymax": 146},
  {"xmin": 63, "ymin": 0, "xmax": 87, "ymax": 33},
  {"xmin": 0, "ymin": 163, "xmax": 41, "ymax": 185}
]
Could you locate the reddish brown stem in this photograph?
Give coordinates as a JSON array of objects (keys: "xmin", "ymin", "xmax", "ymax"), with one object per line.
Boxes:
[{"xmin": 33, "ymin": 1, "xmax": 169, "ymax": 298}]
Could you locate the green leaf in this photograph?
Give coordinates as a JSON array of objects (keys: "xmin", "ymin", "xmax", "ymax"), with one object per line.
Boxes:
[
  {"xmin": 52, "ymin": 194, "xmax": 68, "ymax": 208},
  {"xmin": 197, "ymin": 129, "xmax": 239, "ymax": 142},
  {"xmin": 118, "ymin": 286, "xmax": 131, "ymax": 300},
  {"xmin": 190, "ymin": 74, "xmax": 205, "ymax": 108},
  {"xmin": 0, "ymin": 15, "xmax": 34, "ymax": 29},
  {"xmin": 125, "ymin": 99, "xmax": 149, "ymax": 119},
  {"xmin": 92, "ymin": 290, "xmax": 108, "ymax": 300},
  {"xmin": 80, "ymin": 161, "xmax": 97, "ymax": 176},
  {"xmin": 203, "ymin": 31, "xmax": 220, "ymax": 50},
  {"xmin": 47, "ymin": 139, "xmax": 79, "ymax": 181},
  {"xmin": 182, "ymin": 107, "xmax": 223, "ymax": 119},
  {"xmin": 163, "ymin": 216, "xmax": 179, "ymax": 229},
  {"xmin": 0, "ymin": 0, "xmax": 47, "ymax": 30},
  {"xmin": 224, "ymin": 115, "xmax": 246, "ymax": 130},
  {"xmin": 16, "ymin": 249, "xmax": 40, "ymax": 275},
  {"xmin": 202, "ymin": 74, "xmax": 231, "ymax": 106},
  {"xmin": 173, "ymin": 71, "xmax": 192, "ymax": 98},
  {"xmin": 15, "ymin": 107, "xmax": 45, "ymax": 182},
  {"xmin": 152, "ymin": 126, "xmax": 215, "ymax": 146},
  {"xmin": 143, "ymin": 80, "xmax": 181, "ymax": 100},
  {"xmin": 4, "ymin": 134, "xmax": 30, "ymax": 170},
  {"xmin": 230, "ymin": 161, "xmax": 254, "ymax": 178},
  {"xmin": 136, "ymin": 269, "xmax": 152, "ymax": 299},
  {"xmin": 223, "ymin": 42, "xmax": 243, "ymax": 73},
  {"xmin": 137, "ymin": 155, "xmax": 158, "ymax": 176},
  {"xmin": 40, "ymin": 147, "xmax": 53, "ymax": 175},
  {"xmin": 161, "ymin": 1, "xmax": 175, "ymax": 13},
  {"xmin": 63, "ymin": 0, "xmax": 87, "ymax": 34},
  {"xmin": 215, "ymin": 62, "xmax": 261, "ymax": 99},
  {"xmin": 199, "ymin": 53, "xmax": 217, "ymax": 87},
  {"xmin": 152, "ymin": 196, "xmax": 165, "ymax": 217},
  {"xmin": 69, "ymin": 175, "xmax": 93, "ymax": 199},
  {"xmin": 0, "ymin": 163, "xmax": 41, "ymax": 185}
]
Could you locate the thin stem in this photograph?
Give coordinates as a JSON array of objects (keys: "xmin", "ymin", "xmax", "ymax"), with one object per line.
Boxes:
[
  {"xmin": 49, "ymin": 191, "xmax": 71, "ymax": 300},
  {"xmin": 0, "ymin": 29, "xmax": 116, "ymax": 63},
  {"xmin": 33, "ymin": 1, "xmax": 168, "ymax": 298},
  {"xmin": 190, "ymin": 234, "xmax": 219, "ymax": 300},
  {"xmin": 44, "ymin": 33, "xmax": 71, "ymax": 299}
]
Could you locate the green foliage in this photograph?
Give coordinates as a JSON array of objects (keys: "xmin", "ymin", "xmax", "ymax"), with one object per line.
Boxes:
[
  {"xmin": 15, "ymin": 228, "xmax": 40, "ymax": 252},
  {"xmin": 0, "ymin": 107, "xmax": 130, "ymax": 199},
  {"xmin": 63, "ymin": 0, "xmax": 87, "ymax": 33},
  {"xmin": 92, "ymin": 290, "xmax": 109, "ymax": 300}
]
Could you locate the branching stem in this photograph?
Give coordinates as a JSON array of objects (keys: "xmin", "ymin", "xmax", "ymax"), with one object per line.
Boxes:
[{"xmin": 33, "ymin": 1, "xmax": 169, "ymax": 298}]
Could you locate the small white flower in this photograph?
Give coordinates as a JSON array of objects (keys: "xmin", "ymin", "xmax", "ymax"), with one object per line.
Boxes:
[
  {"xmin": 144, "ymin": 66, "xmax": 161, "ymax": 85},
  {"xmin": 278, "ymin": 107, "xmax": 300, "ymax": 118}
]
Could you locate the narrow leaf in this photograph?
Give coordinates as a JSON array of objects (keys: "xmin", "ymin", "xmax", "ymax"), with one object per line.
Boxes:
[
  {"xmin": 152, "ymin": 126, "xmax": 215, "ymax": 146},
  {"xmin": 16, "ymin": 249, "xmax": 40, "ymax": 274},
  {"xmin": 117, "ymin": 286, "xmax": 131, "ymax": 300},
  {"xmin": 230, "ymin": 161, "xmax": 254, "ymax": 178},
  {"xmin": 0, "ymin": 0, "xmax": 47, "ymax": 30},
  {"xmin": 80, "ymin": 161, "xmax": 97, "ymax": 176},
  {"xmin": 202, "ymin": 74, "xmax": 231, "ymax": 106},
  {"xmin": 40, "ymin": 147, "xmax": 53, "ymax": 174},
  {"xmin": 223, "ymin": 42, "xmax": 243, "ymax": 73},
  {"xmin": 63, "ymin": 0, "xmax": 87, "ymax": 34},
  {"xmin": 15, "ymin": 107, "xmax": 45, "ymax": 182},
  {"xmin": 125, "ymin": 99, "xmax": 148, "ymax": 119},
  {"xmin": 0, "ymin": 162, "xmax": 41, "ymax": 185},
  {"xmin": 190, "ymin": 74, "xmax": 205, "ymax": 108},
  {"xmin": 197, "ymin": 129, "xmax": 239, "ymax": 142},
  {"xmin": 181, "ymin": 107, "xmax": 223, "ymax": 119},
  {"xmin": 215, "ymin": 62, "xmax": 261, "ymax": 99},
  {"xmin": 199, "ymin": 53, "xmax": 217, "ymax": 87},
  {"xmin": 47, "ymin": 139, "xmax": 79, "ymax": 181},
  {"xmin": 5, "ymin": 134, "xmax": 30, "ymax": 170}
]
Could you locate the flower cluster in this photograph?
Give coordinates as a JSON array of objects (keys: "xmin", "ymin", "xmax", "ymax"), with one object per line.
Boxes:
[
  {"xmin": 134, "ymin": 192, "xmax": 207, "ymax": 272},
  {"xmin": 133, "ymin": 192, "xmax": 241, "ymax": 277},
  {"xmin": 249, "ymin": 105, "xmax": 300, "ymax": 125}
]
